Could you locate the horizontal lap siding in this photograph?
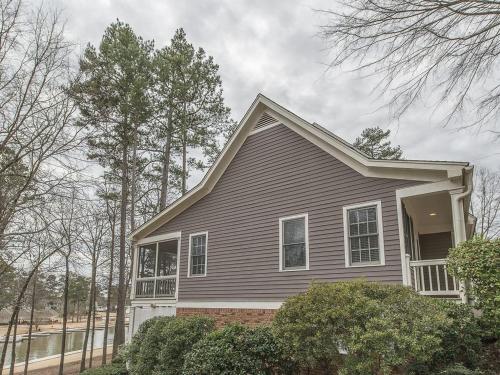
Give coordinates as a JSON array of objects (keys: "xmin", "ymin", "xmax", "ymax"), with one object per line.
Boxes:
[{"xmin": 148, "ymin": 124, "xmax": 421, "ymax": 301}]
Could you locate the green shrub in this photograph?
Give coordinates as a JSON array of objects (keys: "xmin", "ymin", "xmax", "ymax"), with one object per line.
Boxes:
[
  {"xmin": 433, "ymin": 302, "xmax": 483, "ymax": 369},
  {"xmin": 80, "ymin": 362, "xmax": 128, "ymax": 375},
  {"xmin": 127, "ymin": 315, "xmax": 215, "ymax": 375},
  {"xmin": 126, "ymin": 315, "xmax": 166, "ymax": 366},
  {"xmin": 409, "ymin": 302, "xmax": 483, "ymax": 374},
  {"xmin": 447, "ymin": 236, "xmax": 500, "ymax": 337},
  {"xmin": 438, "ymin": 364, "xmax": 485, "ymax": 375},
  {"xmin": 272, "ymin": 281, "xmax": 452, "ymax": 375},
  {"xmin": 182, "ymin": 324, "xmax": 292, "ymax": 375}
]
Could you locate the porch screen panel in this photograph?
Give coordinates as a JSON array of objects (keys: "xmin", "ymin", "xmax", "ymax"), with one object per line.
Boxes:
[
  {"xmin": 137, "ymin": 243, "xmax": 156, "ymax": 278},
  {"xmin": 348, "ymin": 206, "xmax": 380, "ymax": 264},
  {"xmin": 157, "ymin": 241, "xmax": 177, "ymax": 276}
]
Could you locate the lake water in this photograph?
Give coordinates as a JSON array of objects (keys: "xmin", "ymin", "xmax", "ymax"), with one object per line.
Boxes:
[{"xmin": 2, "ymin": 327, "xmax": 114, "ymax": 367}]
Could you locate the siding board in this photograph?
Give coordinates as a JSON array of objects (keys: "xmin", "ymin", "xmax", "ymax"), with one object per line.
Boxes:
[{"xmin": 147, "ymin": 124, "xmax": 422, "ymax": 301}]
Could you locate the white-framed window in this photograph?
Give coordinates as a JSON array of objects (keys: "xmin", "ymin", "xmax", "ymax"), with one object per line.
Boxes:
[
  {"xmin": 279, "ymin": 213, "xmax": 309, "ymax": 271},
  {"xmin": 188, "ymin": 232, "xmax": 208, "ymax": 277},
  {"xmin": 343, "ymin": 201, "xmax": 385, "ymax": 267}
]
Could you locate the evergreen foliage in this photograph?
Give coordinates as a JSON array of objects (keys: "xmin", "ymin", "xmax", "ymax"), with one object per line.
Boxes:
[
  {"xmin": 447, "ymin": 236, "xmax": 500, "ymax": 337},
  {"xmin": 353, "ymin": 126, "xmax": 403, "ymax": 159}
]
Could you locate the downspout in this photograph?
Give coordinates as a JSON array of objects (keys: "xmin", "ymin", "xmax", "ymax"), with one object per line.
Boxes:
[{"xmin": 450, "ymin": 166, "xmax": 473, "ymax": 303}]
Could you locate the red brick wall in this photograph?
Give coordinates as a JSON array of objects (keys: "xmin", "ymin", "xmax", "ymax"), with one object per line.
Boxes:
[{"xmin": 176, "ymin": 307, "xmax": 277, "ymax": 327}]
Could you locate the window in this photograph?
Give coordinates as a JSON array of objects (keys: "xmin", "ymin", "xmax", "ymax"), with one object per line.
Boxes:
[
  {"xmin": 343, "ymin": 201, "xmax": 385, "ymax": 267},
  {"xmin": 279, "ymin": 214, "xmax": 309, "ymax": 271},
  {"xmin": 189, "ymin": 232, "xmax": 208, "ymax": 276}
]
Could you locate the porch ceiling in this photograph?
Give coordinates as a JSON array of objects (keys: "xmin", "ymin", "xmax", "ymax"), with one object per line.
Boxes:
[{"xmin": 403, "ymin": 192, "xmax": 453, "ymax": 235}]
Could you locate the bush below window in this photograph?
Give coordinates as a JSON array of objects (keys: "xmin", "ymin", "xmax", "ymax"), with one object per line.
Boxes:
[
  {"xmin": 272, "ymin": 281, "xmax": 455, "ymax": 375},
  {"xmin": 182, "ymin": 324, "xmax": 293, "ymax": 375}
]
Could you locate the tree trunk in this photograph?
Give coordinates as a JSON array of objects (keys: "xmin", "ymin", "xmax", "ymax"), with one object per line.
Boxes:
[
  {"xmin": 181, "ymin": 137, "xmax": 187, "ymax": 195},
  {"xmin": 130, "ymin": 134, "xmax": 137, "ymax": 233},
  {"xmin": 58, "ymin": 256, "xmax": 70, "ymax": 375},
  {"xmin": 89, "ymin": 285, "xmax": 97, "ymax": 368},
  {"xmin": 23, "ymin": 273, "xmax": 37, "ymax": 375},
  {"xmin": 8, "ymin": 310, "xmax": 19, "ymax": 375},
  {"xmin": 0, "ymin": 264, "xmax": 39, "ymax": 373},
  {"xmin": 102, "ymin": 220, "xmax": 115, "ymax": 365},
  {"xmin": 160, "ymin": 114, "xmax": 173, "ymax": 210},
  {"xmin": 113, "ymin": 143, "xmax": 128, "ymax": 357},
  {"xmin": 80, "ymin": 260, "xmax": 96, "ymax": 372}
]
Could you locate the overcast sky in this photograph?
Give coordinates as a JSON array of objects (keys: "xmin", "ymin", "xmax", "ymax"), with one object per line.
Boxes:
[{"xmin": 49, "ymin": 0, "xmax": 499, "ymax": 185}]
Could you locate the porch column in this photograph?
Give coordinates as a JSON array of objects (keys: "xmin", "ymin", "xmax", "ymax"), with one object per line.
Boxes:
[{"xmin": 449, "ymin": 188, "xmax": 468, "ymax": 303}]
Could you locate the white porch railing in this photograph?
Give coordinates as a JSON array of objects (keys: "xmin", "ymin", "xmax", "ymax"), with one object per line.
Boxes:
[
  {"xmin": 409, "ymin": 259, "xmax": 460, "ymax": 296},
  {"xmin": 135, "ymin": 276, "xmax": 176, "ymax": 298}
]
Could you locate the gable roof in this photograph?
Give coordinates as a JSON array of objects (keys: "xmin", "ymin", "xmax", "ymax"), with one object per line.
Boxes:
[{"xmin": 131, "ymin": 94, "xmax": 469, "ymax": 240}]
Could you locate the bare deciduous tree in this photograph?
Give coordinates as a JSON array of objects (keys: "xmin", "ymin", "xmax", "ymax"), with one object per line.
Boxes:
[
  {"xmin": 319, "ymin": 1, "xmax": 500, "ymax": 129},
  {"xmin": 471, "ymin": 167, "xmax": 500, "ymax": 239},
  {"xmin": 0, "ymin": 0, "xmax": 80, "ymax": 249}
]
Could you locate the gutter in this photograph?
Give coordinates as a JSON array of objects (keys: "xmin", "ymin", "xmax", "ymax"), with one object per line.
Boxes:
[{"xmin": 450, "ymin": 166, "xmax": 474, "ymax": 304}]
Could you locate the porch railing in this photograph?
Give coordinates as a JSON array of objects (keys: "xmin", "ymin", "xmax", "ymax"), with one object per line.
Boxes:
[
  {"xmin": 409, "ymin": 259, "xmax": 460, "ymax": 296},
  {"xmin": 135, "ymin": 276, "xmax": 176, "ymax": 298}
]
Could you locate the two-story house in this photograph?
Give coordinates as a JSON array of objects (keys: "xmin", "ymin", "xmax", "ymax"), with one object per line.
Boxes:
[{"xmin": 127, "ymin": 94, "xmax": 475, "ymax": 337}]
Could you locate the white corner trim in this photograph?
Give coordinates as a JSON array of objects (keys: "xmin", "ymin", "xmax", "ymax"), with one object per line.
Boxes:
[
  {"xmin": 248, "ymin": 121, "xmax": 281, "ymax": 135},
  {"xmin": 396, "ymin": 197, "xmax": 409, "ymax": 285},
  {"xmin": 176, "ymin": 301, "xmax": 283, "ymax": 309},
  {"xmin": 343, "ymin": 200, "xmax": 385, "ymax": 268},
  {"xmin": 187, "ymin": 231, "xmax": 208, "ymax": 278},
  {"xmin": 278, "ymin": 213, "xmax": 309, "ymax": 272},
  {"xmin": 137, "ymin": 231, "xmax": 182, "ymax": 245}
]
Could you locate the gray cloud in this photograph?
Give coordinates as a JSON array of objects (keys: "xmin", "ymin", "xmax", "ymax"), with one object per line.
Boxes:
[{"xmin": 51, "ymin": 0, "xmax": 498, "ymax": 186}]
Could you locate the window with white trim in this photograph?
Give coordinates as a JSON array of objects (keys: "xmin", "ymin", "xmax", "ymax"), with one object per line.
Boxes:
[
  {"xmin": 344, "ymin": 202, "xmax": 384, "ymax": 266},
  {"xmin": 280, "ymin": 214, "xmax": 309, "ymax": 271},
  {"xmin": 189, "ymin": 233, "xmax": 207, "ymax": 276}
]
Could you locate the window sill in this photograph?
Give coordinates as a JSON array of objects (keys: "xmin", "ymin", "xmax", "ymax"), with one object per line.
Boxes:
[
  {"xmin": 346, "ymin": 262, "xmax": 384, "ymax": 268},
  {"xmin": 279, "ymin": 267, "xmax": 309, "ymax": 272},
  {"xmin": 187, "ymin": 274, "xmax": 207, "ymax": 278}
]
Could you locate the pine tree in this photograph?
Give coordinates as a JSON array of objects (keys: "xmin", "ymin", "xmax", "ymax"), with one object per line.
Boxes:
[
  {"xmin": 71, "ymin": 20, "xmax": 153, "ymax": 355},
  {"xmin": 152, "ymin": 29, "xmax": 235, "ymax": 202},
  {"xmin": 353, "ymin": 127, "xmax": 403, "ymax": 160}
]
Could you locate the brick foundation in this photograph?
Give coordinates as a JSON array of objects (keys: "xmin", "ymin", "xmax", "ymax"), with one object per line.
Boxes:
[{"xmin": 176, "ymin": 307, "xmax": 277, "ymax": 327}]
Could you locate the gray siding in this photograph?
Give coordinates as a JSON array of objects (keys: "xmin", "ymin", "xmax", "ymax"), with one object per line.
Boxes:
[
  {"xmin": 148, "ymin": 124, "xmax": 421, "ymax": 301},
  {"xmin": 419, "ymin": 232, "xmax": 452, "ymax": 259}
]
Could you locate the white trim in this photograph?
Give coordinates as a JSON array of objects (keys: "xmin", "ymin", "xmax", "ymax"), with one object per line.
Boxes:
[
  {"xmin": 248, "ymin": 121, "xmax": 281, "ymax": 135},
  {"xmin": 137, "ymin": 231, "xmax": 182, "ymax": 245},
  {"xmin": 176, "ymin": 300, "xmax": 283, "ymax": 309},
  {"xmin": 396, "ymin": 197, "xmax": 409, "ymax": 285},
  {"xmin": 131, "ymin": 243, "xmax": 138, "ymax": 299},
  {"xmin": 188, "ymin": 231, "xmax": 208, "ymax": 277},
  {"xmin": 130, "ymin": 94, "xmax": 469, "ymax": 241},
  {"xmin": 396, "ymin": 180, "xmax": 461, "ymax": 199},
  {"xmin": 131, "ymin": 299, "xmax": 177, "ymax": 307},
  {"xmin": 175, "ymin": 236, "xmax": 181, "ymax": 301},
  {"xmin": 343, "ymin": 201, "xmax": 385, "ymax": 268},
  {"xmin": 279, "ymin": 213, "xmax": 309, "ymax": 272}
]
